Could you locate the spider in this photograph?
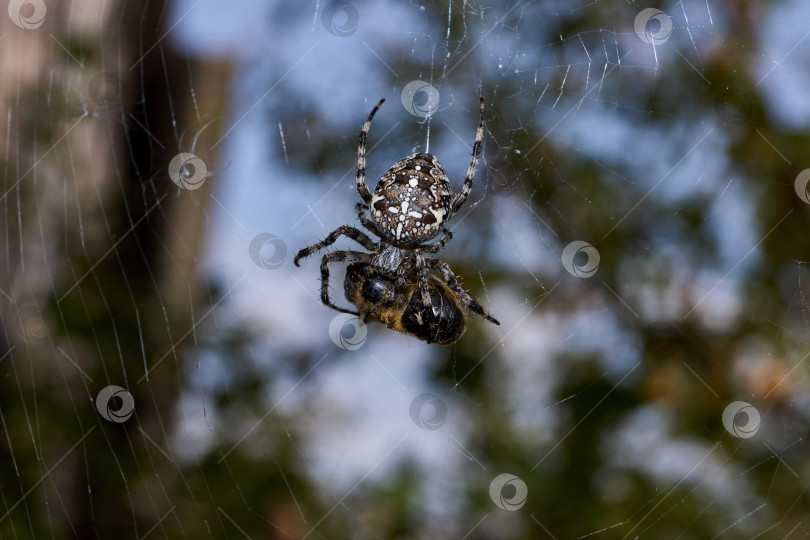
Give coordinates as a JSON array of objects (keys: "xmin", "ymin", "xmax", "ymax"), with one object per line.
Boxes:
[
  {"xmin": 294, "ymin": 97, "xmax": 500, "ymax": 338},
  {"xmin": 343, "ymin": 262, "xmax": 467, "ymax": 345}
]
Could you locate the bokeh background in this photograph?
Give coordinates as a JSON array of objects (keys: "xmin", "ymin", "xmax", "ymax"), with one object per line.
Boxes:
[{"xmin": 1, "ymin": 0, "xmax": 810, "ymax": 537}]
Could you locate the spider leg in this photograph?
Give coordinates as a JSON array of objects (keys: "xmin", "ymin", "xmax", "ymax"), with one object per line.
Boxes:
[
  {"xmin": 426, "ymin": 258, "xmax": 500, "ymax": 325},
  {"xmin": 412, "ymin": 251, "xmax": 435, "ymax": 315},
  {"xmin": 319, "ymin": 251, "xmax": 371, "ymax": 315},
  {"xmin": 450, "ymin": 97, "xmax": 485, "ymax": 215},
  {"xmin": 355, "ymin": 203, "xmax": 386, "ymax": 240},
  {"xmin": 419, "ymin": 228, "xmax": 453, "ymax": 254},
  {"xmin": 294, "ymin": 226, "xmax": 378, "ymax": 266},
  {"xmin": 356, "ymin": 99, "xmax": 385, "ymax": 205}
]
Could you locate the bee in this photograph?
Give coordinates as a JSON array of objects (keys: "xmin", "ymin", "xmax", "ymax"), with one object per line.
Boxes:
[{"xmin": 343, "ymin": 263, "xmax": 472, "ymax": 345}]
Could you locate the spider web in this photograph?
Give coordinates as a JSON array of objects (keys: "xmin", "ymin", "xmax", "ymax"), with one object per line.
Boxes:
[{"xmin": 2, "ymin": 0, "xmax": 810, "ymax": 537}]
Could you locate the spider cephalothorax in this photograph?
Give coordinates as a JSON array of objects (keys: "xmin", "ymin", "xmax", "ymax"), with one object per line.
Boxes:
[{"xmin": 294, "ymin": 97, "xmax": 499, "ymax": 343}]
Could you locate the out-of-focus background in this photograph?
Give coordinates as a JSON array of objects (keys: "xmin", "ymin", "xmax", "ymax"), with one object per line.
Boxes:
[{"xmin": 1, "ymin": 0, "xmax": 809, "ymax": 537}]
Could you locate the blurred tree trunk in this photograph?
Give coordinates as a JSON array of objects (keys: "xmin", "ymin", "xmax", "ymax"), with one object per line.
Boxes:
[{"xmin": 0, "ymin": 0, "xmax": 230, "ymax": 535}]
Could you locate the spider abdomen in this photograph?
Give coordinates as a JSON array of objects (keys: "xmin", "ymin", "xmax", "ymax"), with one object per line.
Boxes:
[{"xmin": 369, "ymin": 152, "xmax": 452, "ymax": 244}]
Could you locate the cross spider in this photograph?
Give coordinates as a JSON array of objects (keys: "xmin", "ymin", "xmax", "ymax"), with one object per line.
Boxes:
[{"xmin": 294, "ymin": 97, "xmax": 500, "ymax": 339}]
